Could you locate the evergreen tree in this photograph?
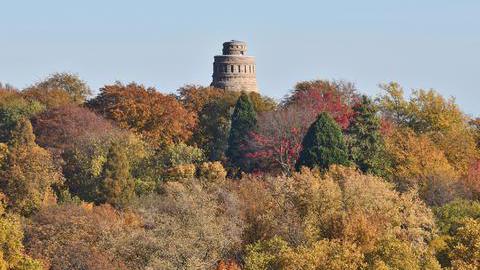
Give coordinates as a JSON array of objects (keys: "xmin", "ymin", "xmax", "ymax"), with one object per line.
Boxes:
[
  {"xmin": 100, "ymin": 142, "xmax": 134, "ymax": 208},
  {"xmin": 226, "ymin": 92, "xmax": 257, "ymax": 173},
  {"xmin": 296, "ymin": 112, "xmax": 348, "ymax": 170},
  {"xmin": 346, "ymin": 95, "xmax": 390, "ymax": 176}
]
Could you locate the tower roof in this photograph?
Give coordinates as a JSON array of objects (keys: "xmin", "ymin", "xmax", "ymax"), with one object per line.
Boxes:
[{"xmin": 222, "ymin": 40, "xmax": 248, "ymax": 55}]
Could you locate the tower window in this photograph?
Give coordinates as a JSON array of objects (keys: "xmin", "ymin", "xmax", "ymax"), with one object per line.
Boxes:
[
  {"xmin": 231, "ymin": 65, "xmax": 234, "ymax": 72},
  {"xmin": 224, "ymin": 65, "xmax": 227, "ymax": 72},
  {"xmin": 238, "ymin": 65, "xmax": 241, "ymax": 72}
]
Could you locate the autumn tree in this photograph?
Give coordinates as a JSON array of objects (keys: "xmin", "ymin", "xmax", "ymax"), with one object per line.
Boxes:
[
  {"xmin": 88, "ymin": 82, "xmax": 196, "ymax": 147},
  {"xmin": 345, "ymin": 95, "xmax": 389, "ymax": 176},
  {"xmin": 177, "ymin": 85, "xmax": 276, "ymax": 115},
  {"xmin": 378, "ymin": 82, "xmax": 478, "ymax": 173},
  {"xmin": 25, "ymin": 203, "xmax": 132, "ymax": 270},
  {"xmin": 177, "ymin": 85, "xmax": 231, "ymax": 113},
  {"xmin": 0, "ymin": 118, "xmax": 63, "ymax": 216},
  {"xmin": 448, "ymin": 218, "xmax": 480, "ymax": 269},
  {"xmin": 179, "ymin": 85, "xmax": 275, "ymax": 162},
  {"xmin": 434, "ymin": 200, "xmax": 480, "ymax": 235},
  {"xmin": 469, "ymin": 117, "xmax": 480, "ymax": 149},
  {"xmin": 26, "ymin": 72, "xmax": 91, "ymax": 104},
  {"xmin": 138, "ymin": 142, "xmax": 205, "ymax": 184},
  {"xmin": 226, "ymin": 92, "xmax": 257, "ymax": 173},
  {"xmin": 62, "ymin": 131, "xmax": 148, "ymax": 203},
  {"xmin": 32, "ymin": 105, "xmax": 115, "ymax": 153},
  {"xmin": 458, "ymin": 160, "xmax": 480, "ymax": 201},
  {"xmin": 0, "ymin": 194, "xmax": 42, "ymax": 270},
  {"xmin": 365, "ymin": 237, "xmax": 436, "ymax": 270},
  {"xmin": 247, "ymin": 105, "xmax": 314, "ymax": 175},
  {"xmin": 296, "ymin": 112, "xmax": 349, "ymax": 170},
  {"xmin": 123, "ymin": 180, "xmax": 244, "ymax": 269},
  {"xmin": 283, "ymin": 79, "xmax": 358, "ymax": 129},
  {"xmin": 247, "ymin": 80, "xmax": 357, "ymax": 175},
  {"xmin": 244, "ymin": 236, "xmax": 366, "ymax": 270},
  {"xmin": 238, "ymin": 166, "xmax": 437, "ymax": 269},
  {"xmin": 385, "ymin": 127, "xmax": 459, "ymax": 205},
  {"xmin": 22, "ymin": 87, "xmax": 73, "ymax": 109}
]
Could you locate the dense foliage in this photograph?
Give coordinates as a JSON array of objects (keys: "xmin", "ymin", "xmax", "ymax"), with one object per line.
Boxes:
[
  {"xmin": 87, "ymin": 82, "xmax": 196, "ymax": 147},
  {"xmin": 226, "ymin": 93, "xmax": 257, "ymax": 174},
  {"xmin": 296, "ymin": 112, "xmax": 349, "ymax": 170},
  {"xmin": 0, "ymin": 74, "xmax": 479, "ymax": 269}
]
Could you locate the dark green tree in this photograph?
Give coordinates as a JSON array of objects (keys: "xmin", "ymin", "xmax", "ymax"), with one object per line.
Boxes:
[
  {"xmin": 345, "ymin": 95, "xmax": 390, "ymax": 176},
  {"xmin": 296, "ymin": 112, "xmax": 348, "ymax": 170},
  {"xmin": 194, "ymin": 99, "xmax": 232, "ymax": 162},
  {"xmin": 100, "ymin": 142, "xmax": 134, "ymax": 208},
  {"xmin": 226, "ymin": 92, "xmax": 257, "ymax": 173}
]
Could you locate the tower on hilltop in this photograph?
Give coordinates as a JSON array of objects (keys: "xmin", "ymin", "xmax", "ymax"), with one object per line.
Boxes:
[{"xmin": 211, "ymin": 40, "xmax": 259, "ymax": 93}]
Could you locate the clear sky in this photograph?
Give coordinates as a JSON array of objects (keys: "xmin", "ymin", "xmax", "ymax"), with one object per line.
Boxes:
[{"xmin": 1, "ymin": 0, "xmax": 479, "ymax": 115}]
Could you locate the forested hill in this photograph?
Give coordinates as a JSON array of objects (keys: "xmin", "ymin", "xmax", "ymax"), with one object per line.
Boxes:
[{"xmin": 1, "ymin": 73, "xmax": 480, "ymax": 269}]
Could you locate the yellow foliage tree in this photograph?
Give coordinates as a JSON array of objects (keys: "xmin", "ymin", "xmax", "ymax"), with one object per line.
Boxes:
[
  {"xmin": 385, "ymin": 128, "xmax": 459, "ymax": 205},
  {"xmin": 0, "ymin": 119, "xmax": 62, "ymax": 216},
  {"xmin": 0, "ymin": 194, "xmax": 42, "ymax": 270},
  {"xmin": 378, "ymin": 83, "xmax": 478, "ymax": 173}
]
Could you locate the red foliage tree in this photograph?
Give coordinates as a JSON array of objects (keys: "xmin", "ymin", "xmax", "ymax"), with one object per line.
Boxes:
[
  {"xmin": 32, "ymin": 105, "xmax": 115, "ymax": 152},
  {"xmin": 247, "ymin": 80, "xmax": 358, "ymax": 174},
  {"xmin": 283, "ymin": 80, "xmax": 358, "ymax": 129},
  {"xmin": 460, "ymin": 160, "xmax": 480, "ymax": 200},
  {"xmin": 246, "ymin": 105, "xmax": 313, "ymax": 174}
]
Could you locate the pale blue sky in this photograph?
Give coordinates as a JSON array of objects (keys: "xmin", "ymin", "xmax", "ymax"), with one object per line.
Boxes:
[{"xmin": 1, "ymin": 0, "xmax": 479, "ymax": 114}]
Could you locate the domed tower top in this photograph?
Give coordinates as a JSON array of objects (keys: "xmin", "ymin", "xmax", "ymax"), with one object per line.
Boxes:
[{"xmin": 222, "ymin": 40, "xmax": 247, "ymax": 55}]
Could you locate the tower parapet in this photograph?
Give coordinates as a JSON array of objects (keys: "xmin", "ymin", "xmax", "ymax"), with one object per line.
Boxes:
[{"xmin": 211, "ymin": 40, "xmax": 259, "ymax": 93}]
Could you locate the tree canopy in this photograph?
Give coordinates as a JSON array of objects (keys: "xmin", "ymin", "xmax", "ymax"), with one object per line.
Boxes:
[{"xmin": 1, "ymin": 75, "xmax": 480, "ymax": 269}]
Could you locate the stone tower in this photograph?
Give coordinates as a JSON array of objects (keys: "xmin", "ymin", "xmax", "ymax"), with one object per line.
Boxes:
[{"xmin": 211, "ymin": 40, "xmax": 259, "ymax": 93}]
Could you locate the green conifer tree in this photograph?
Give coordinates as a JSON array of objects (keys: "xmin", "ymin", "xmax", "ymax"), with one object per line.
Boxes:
[
  {"xmin": 296, "ymin": 112, "xmax": 348, "ymax": 170},
  {"xmin": 226, "ymin": 92, "xmax": 257, "ymax": 174},
  {"xmin": 345, "ymin": 95, "xmax": 390, "ymax": 176},
  {"xmin": 100, "ymin": 142, "xmax": 134, "ymax": 208}
]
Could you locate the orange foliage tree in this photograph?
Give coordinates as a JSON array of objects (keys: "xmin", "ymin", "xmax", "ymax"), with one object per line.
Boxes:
[{"xmin": 87, "ymin": 82, "xmax": 196, "ymax": 147}]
